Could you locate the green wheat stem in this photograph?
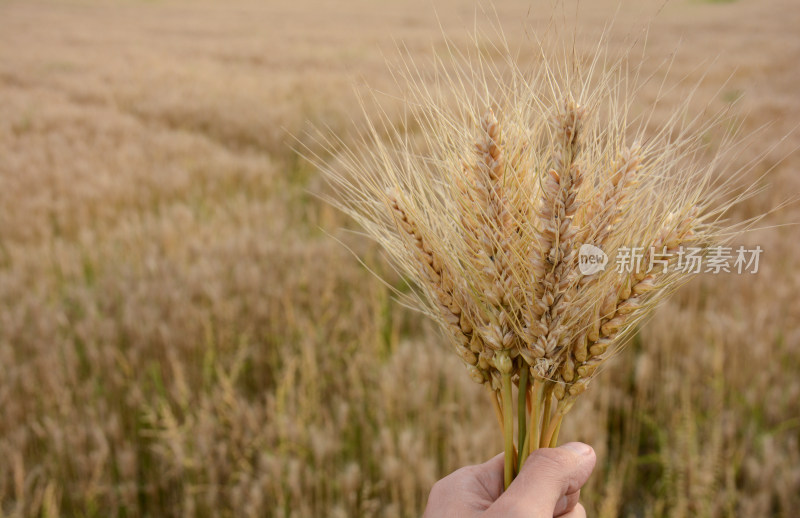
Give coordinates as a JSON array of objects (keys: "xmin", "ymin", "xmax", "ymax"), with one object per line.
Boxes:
[
  {"xmin": 501, "ymin": 371, "xmax": 514, "ymax": 489},
  {"xmin": 517, "ymin": 362, "xmax": 529, "ymax": 468}
]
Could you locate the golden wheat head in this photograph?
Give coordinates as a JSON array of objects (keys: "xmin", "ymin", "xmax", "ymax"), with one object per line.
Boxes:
[{"xmin": 312, "ymin": 30, "xmax": 762, "ymax": 486}]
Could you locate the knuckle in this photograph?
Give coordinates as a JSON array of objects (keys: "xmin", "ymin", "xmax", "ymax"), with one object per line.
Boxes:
[
  {"xmin": 455, "ymin": 465, "xmax": 482, "ymax": 479},
  {"xmin": 429, "ymin": 465, "xmax": 474, "ymax": 496},
  {"xmin": 428, "ymin": 477, "xmax": 449, "ymax": 498}
]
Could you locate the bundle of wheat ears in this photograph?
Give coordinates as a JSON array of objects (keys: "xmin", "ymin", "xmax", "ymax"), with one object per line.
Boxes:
[{"xmin": 319, "ymin": 37, "xmax": 761, "ymax": 489}]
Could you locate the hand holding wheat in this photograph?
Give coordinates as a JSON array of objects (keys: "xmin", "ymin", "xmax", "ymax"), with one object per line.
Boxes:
[{"xmin": 424, "ymin": 442, "xmax": 596, "ymax": 518}]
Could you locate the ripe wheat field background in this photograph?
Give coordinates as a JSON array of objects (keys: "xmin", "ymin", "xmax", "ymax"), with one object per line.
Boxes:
[{"xmin": 0, "ymin": 0, "xmax": 799, "ymax": 517}]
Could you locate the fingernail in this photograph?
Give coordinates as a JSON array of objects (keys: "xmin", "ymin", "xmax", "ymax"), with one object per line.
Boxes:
[
  {"xmin": 554, "ymin": 495, "xmax": 569, "ymax": 515},
  {"xmin": 561, "ymin": 442, "xmax": 593, "ymax": 456}
]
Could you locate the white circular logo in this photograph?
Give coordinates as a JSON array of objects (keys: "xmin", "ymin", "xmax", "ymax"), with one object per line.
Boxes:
[{"xmin": 578, "ymin": 244, "xmax": 608, "ymax": 275}]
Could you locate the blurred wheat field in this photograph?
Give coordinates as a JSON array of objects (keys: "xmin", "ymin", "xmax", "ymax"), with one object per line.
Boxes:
[{"xmin": 0, "ymin": 0, "xmax": 799, "ymax": 517}]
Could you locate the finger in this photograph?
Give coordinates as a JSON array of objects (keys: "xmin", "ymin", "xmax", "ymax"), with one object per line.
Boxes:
[
  {"xmin": 489, "ymin": 442, "xmax": 596, "ymax": 517},
  {"xmin": 471, "ymin": 453, "xmax": 505, "ymax": 501},
  {"xmin": 553, "ymin": 489, "xmax": 580, "ymax": 517},
  {"xmin": 558, "ymin": 502, "xmax": 587, "ymax": 518},
  {"xmin": 479, "ymin": 452, "xmax": 506, "ymax": 474},
  {"xmin": 423, "ymin": 453, "xmax": 505, "ymax": 518}
]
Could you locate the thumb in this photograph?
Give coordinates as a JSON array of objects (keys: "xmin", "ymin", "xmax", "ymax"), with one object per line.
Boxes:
[{"xmin": 488, "ymin": 442, "xmax": 596, "ymax": 518}]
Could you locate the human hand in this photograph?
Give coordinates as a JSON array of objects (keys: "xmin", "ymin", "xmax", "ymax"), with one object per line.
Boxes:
[{"xmin": 422, "ymin": 442, "xmax": 596, "ymax": 518}]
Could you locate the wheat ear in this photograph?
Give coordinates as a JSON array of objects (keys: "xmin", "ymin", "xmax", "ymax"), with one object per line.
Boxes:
[{"xmin": 387, "ymin": 192, "xmax": 487, "ymax": 383}]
